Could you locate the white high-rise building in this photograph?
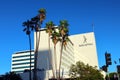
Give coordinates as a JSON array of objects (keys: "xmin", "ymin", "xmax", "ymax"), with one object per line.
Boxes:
[
  {"xmin": 34, "ymin": 29, "xmax": 98, "ymax": 78},
  {"xmin": 11, "ymin": 50, "xmax": 34, "ymax": 73},
  {"xmin": 11, "ymin": 29, "xmax": 99, "ymax": 79}
]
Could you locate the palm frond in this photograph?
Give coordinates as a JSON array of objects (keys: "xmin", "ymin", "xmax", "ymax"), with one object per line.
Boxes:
[
  {"xmin": 51, "ymin": 30, "xmax": 61, "ymax": 45},
  {"xmin": 45, "ymin": 21, "xmax": 55, "ymax": 35},
  {"xmin": 59, "ymin": 20, "xmax": 69, "ymax": 27},
  {"xmin": 23, "ymin": 28, "xmax": 27, "ymax": 32},
  {"xmin": 22, "ymin": 22, "xmax": 27, "ymax": 26},
  {"xmin": 38, "ymin": 8, "xmax": 46, "ymax": 14},
  {"xmin": 59, "ymin": 20, "xmax": 69, "ymax": 37},
  {"xmin": 26, "ymin": 30, "xmax": 30, "ymax": 35},
  {"xmin": 31, "ymin": 16, "xmax": 39, "ymax": 22},
  {"xmin": 22, "ymin": 20, "xmax": 33, "ymax": 35}
]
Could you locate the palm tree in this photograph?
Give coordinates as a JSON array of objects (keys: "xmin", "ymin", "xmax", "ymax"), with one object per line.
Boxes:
[
  {"xmin": 36, "ymin": 8, "xmax": 46, "ymax": 51},
  {"xmin": 22, "ymin": 8, "xmax": 46, "ymax": 80},
  {"xmin": 23, "ymin": 20, "xmax": 33, "ymax": 80},
  {"xmin": 33, "ymin": 8, "xmax": 46, "ymax": 80},
  {"xmin": 38, "ymin": 8, "xmax": 46, "ymax": 24},
  {"xmin": 58, "ymin": 20, "xmax": 69, "ymax": 79},
  {"xmin": 51, "ymin": 30, "xmax": 61, "ymax": 79},
  {"xmin": 45, "ymin": 21, "xmax": 55, "ymax": 78},
  {"xmin": 30, "ymin": 15, "xmax": 40, "ymax": 80}
]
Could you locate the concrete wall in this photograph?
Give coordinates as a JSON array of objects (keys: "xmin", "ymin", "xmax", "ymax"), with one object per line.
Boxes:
[
  {"xmin": 20, "ymin": 71, "xmax": 47, "ymax": 80},
  {"xmin": 34, "ymin": 30, "xmax": 99, "ymax": 78},
  {"xmin": 69, "ymin": 32, "xmax": 99, "ymax": 68}
]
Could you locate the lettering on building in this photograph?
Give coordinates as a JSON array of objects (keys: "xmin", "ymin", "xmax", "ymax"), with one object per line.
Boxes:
[{"xmin": 79, "ymin": 35, "xmax": 93, "ymax": 47}]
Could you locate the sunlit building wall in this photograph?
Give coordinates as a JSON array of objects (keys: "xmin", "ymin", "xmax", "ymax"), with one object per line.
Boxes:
[
  {"xmin": 11, "ymin": 29, "xmax": 99, "ymax": 79},
  {"xmin": 34, "ymin": 29, "xmax": 75, "ymax": 78},
  {"xmin": 69, "ymin": 32, "xmax": 98, "ymax": 67},
  {"xmin": 35, "ymin": 29, "xmax": 98, "ymax": 78}
]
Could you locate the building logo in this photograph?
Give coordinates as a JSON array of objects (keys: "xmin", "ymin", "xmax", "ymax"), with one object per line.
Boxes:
[
  {"xmin": 79, "ymin": 35, "xmax": 93, "ymax": 47},
  {"xmin": 83, "ymin": 35, "xmax": 87, "ymax": 43}
]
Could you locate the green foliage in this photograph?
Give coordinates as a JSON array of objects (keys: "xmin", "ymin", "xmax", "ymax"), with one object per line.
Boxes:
[
  {"xmin": 105, "ymin": 72, "xmax": 119, "ymax": 80},
  {"xmin": 51, "ymin": 30, "xmax": 61, "ymax": 45},
  {"xmin": 38, "ymin": 8, "xmax": 46, "ymax": 24},
  {"xmin": 69, "ymin": 61, "xmax": 104, "ymax": 80},
  {"xmin": 23, "ymin": 20, "xmax": 32, "ymax": 35},
  {"xmin": 45, "ymin": 21, "xmax": 55, "ymax": 35},
  {"xmin": 1, "ymin": 72, "xmax": 22, "ymax": 80},
  {"xmin": 38, "ymin": 8, "xmax": 46, "ymax": 14},
  {"xmin": 59, "ymin": 20, "xmax": 69, "ymax": 37},
  {"xmin": 109, "ymin": 72, "xmax": 118, "ymax": 77},
  {"xmin": 59, "ymin": 20, "xmax": 69, "ymax": 27}
]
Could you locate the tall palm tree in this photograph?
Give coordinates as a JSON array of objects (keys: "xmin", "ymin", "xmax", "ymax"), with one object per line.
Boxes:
[
  {"xmin": 51, "ymin": 30, "xmax": 61, "ymax": 79},
  {"xmin": 58, "ymin": 20, "xmax": 69, "ymax": 79},
  {"xmin": 33, "ymin": 8, "xmax": 46, "ymax": 80},
  {"xmin": 38, "ymin": 8, "xmax": 46, "ymax": 24},
  {"xmin": 23, "ymin": 20, "xmax": 33, "ymax": 80},
  {"xmin": 22, "ymin": 8, "xmax": 46, "ymax": 80},
  {"xmin": 36, "ymin": 8, "xmax": 46, "ymax": 51},
  {"xmin": 45, "ymin": 21, "xmax": 55, "ymax": 78}
]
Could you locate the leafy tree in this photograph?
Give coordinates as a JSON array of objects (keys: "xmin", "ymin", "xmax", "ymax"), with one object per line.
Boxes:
[
  {"xmin": 106, "ymin": 72, "xmax": 119, "ymax": 80},
  {"xmin": 69, "ymin": 61, "xmax": 104, "ymax": 80},
  {"xmin": 1, "ymin": 72, "xmax": 22, "ymax": 80},
  {"xmin": 0, "ymin": 75, "xmax": 4, "ymax": 80}
]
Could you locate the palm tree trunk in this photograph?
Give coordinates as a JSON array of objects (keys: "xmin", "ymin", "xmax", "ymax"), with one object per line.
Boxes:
[
  {"xmin": 33, "ymin": 32, "xmax": 37, "ymax": 80},
  {"xmin": 48, "ymin": 34, "xmax": 55, "ymax": 78},
  {"xmin": 59, "ymin": 41, "xmax": 64, "ymax": 80},
  {"xmin": 28, "ymin": 34, "xmax": 32, "ymax": 80},
  {"xmin": 34, "ymin": 31, "xmax": 40, "ymax": 80},
  {"xmin": 36, "ymin": 30, "xmax": 41, "ymax": 52},
  {"xmin": 54, "ymin": 44, "xmax": 57, "ymax": 79}
]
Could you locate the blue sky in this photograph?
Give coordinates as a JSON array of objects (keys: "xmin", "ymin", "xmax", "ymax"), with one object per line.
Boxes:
[{"xmin": 0, "ymin": 0, "xmax": 120, "ymax": 74}]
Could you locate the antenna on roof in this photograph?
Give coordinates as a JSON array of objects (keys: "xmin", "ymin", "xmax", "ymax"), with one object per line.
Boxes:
[{"xmin": 92, "ymin": 22, "xmax": 95, "ymax": 32}]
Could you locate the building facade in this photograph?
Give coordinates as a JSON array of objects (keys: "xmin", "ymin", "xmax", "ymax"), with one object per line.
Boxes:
[
  {"xmin": 35, "ymin": 29, "xmax": 75, "ymax": 78},
  {"xmin": 69, "ymin": 32, "xmax": 98, "ymax": 67},
  {"xmin": 34, "ymin": 29, "xmax": 98, "ymax": 78},
  {"xmin": 11, "ymin": 50, "xmax": 34, "ymax": 73},
  {"xmin": 11, "ymin": 29, "xmax": 99, "ymax": 79}
]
